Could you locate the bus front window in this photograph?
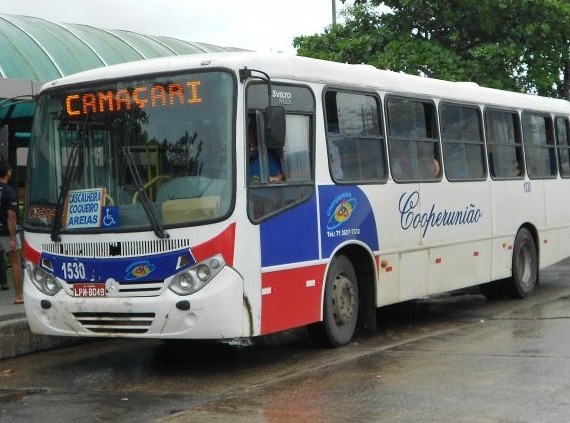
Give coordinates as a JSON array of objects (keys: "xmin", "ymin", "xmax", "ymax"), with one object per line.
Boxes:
[{"xmin": 26, "ymin": 71, "xmax": 235, "ymax": 233}]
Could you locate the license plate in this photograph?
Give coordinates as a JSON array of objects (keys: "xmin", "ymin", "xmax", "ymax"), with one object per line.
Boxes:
[{"xmin": 73, "ymin": 283, "xmax": 106, "ymax": 297}]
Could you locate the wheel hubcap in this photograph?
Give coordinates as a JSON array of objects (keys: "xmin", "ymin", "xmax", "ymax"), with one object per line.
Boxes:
[
  {"xmin": 516, "ymin": 242, "xmax": 534, "ymax": 289},
  {"xmin": 331, "ymin": 273, "xmax": 356, "ymax": 326}
]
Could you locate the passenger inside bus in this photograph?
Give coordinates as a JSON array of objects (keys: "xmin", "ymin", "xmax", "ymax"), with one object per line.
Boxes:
[
  {"xmin": 391, "ymin": 143, "xmax": 440, "ymax": 180},
  {"xmin": 248, "ymin": 127, "xmax": 283, "ymax": 183},
  {"xmin": 433, "ymin": 157, "xmax": 441, "ymax": 177}
]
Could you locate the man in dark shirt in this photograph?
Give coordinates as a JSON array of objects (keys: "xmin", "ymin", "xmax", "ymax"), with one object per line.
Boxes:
[
  {"xmin": 0, "ymin": 161, "xmax": 23, "ymax": 304},
  {"xmin": 0, "ymin": 252, "xmax": 7, "ymax": 291}
]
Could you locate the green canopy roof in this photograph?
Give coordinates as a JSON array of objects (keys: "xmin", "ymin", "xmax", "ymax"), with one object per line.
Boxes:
[{"xmin": 0, "ymin": 14, "xmax": 243, "ymax": 81}]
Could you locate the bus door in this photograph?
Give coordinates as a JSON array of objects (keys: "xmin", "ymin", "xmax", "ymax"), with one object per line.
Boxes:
[{"xmin": 245, "ymin": 82, "xmax": 321, "ymax": 334}]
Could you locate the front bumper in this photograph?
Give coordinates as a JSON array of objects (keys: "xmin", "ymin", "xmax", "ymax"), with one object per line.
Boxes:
[{"xmin": 24, "ymin": 266, "xmax": 250, "ymax": 339}]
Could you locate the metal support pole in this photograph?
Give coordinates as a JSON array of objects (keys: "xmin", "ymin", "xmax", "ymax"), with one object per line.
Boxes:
[{"xmin": 332, "ymin": 0, "xmax": 337, "ymax": 25}]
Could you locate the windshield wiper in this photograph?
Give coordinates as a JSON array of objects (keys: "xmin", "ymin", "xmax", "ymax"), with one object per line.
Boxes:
[
  {"xmin": 51, "ymin": 140, "xmax": 82, "ymax": 242},
  {"xmin": 122, "ymin": 146, "xmax": 168, "ymax": 239}
]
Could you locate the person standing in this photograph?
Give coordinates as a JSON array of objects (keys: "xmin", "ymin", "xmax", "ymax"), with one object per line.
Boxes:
[
  {"xmin": 0, "ymin": 250, "xmax": 7, "ymax": 291},
  {"xmin": 0, "ymin": 161, "xmax": 23, "ymax": 304}
]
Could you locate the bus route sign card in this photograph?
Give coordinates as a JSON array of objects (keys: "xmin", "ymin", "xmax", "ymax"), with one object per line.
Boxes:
[{"xmin": 64, "ymin": 188, "xmax": 105, "ymax": 229}]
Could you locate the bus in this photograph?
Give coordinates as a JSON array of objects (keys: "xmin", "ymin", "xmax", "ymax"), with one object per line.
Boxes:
[{"xmin": 23, "ymin": 52, "xmax": 570, "ymax": 347}]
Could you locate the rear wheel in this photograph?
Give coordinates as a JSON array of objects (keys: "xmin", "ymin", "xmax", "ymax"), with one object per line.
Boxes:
[
  {"xmin": 505, "ymin": 228, "xmax": 538, "ymax": 298},
  {"xmin": 480, "ymin": 228, "xmax": 538, "ymax": 300},
  {"xmin": 308, "ymin": 255, "xmax": 359, "ymax": 348}
]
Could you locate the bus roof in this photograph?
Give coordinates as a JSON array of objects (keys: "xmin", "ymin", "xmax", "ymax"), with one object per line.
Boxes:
[{"xmin": 42, "ymin": 51, "xmax": 570, "ymax": 115}]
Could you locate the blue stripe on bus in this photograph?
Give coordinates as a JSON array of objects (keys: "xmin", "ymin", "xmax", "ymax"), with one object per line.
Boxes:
[
  {"xmin": 260, "ymin": 193, "xmax": 319, "ymax": 267},
  {"xmin": 42, "ymin": 249, "xmax": 195, "ymax": 283},
  {"xmin": 259, "ymin": 186, "xmax": 379, "ymax": 268},
  {"xmin": 318, "ymin": 185, "xmax": 379, "ymax": 258}
]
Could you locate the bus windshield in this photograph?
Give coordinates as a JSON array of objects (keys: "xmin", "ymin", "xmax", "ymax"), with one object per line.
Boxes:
[{"xmin": 26, "ymin": 71, "xmax": 235, "ymax": 235}]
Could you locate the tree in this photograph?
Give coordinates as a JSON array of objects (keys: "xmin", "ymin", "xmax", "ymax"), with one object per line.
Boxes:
[{"xmin": 293, "ymin": 0, "xmax": 570, "ymax": 99}]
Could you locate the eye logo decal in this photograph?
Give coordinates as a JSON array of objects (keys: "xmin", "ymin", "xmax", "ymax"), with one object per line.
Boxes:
[
  {"xmin": 326, "ymin": 193, "xmax": 357, "ymax": 230},
  {"xmin": 125, "ymin": 260, "xmax": 155, "ymax": 280}
]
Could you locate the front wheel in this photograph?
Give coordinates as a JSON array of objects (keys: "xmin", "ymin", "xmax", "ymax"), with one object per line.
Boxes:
[
  {"xmin": 505, "ymin": 228, "xmax": 538, "ymax": 299},
  {"xmin": 308, "ymin": 255, "xmax": 359, "ymax": 348}
]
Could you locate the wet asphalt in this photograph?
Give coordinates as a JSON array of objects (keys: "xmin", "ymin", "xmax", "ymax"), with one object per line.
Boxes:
[{"xmin": 1, "ymin": 258, "xmax": 570, "ymax": 422}]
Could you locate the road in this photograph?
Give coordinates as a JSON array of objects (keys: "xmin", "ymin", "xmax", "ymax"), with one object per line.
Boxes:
[{"xmin": 1, "ymin": 259, "xmax": 570, "ymax": 422}]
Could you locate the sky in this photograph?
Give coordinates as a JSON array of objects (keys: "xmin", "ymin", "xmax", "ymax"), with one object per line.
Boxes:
[{"xmin": 0, "ymin": 0, "xmax": 343, "ymax": 54}]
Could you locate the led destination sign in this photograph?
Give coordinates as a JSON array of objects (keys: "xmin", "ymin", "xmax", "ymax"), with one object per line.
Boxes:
[{"xmin": 65, "ymin": 80, "xmax": 203, "ymax": 116}]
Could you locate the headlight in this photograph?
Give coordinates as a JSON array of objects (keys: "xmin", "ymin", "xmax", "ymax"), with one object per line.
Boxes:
[
  {"xmin": 26, "ymin": 262, "xmax": 62, "ymax": 296},
  {"xmin": 196, "ymin": 264, "xmax": 211, "ymax": 282},
  {"xmin": 169, "ymin": 254, "xmax": 225, "ymax": 296}
]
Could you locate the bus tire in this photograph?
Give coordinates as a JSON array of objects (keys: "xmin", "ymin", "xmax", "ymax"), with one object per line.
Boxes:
[
  {"xmin": 505, "ymin": 228, "xmax": 538, "ymax": 299},
  {"xmin": 308, "ymin": 255, "xmax": 358, "ymax": 348}
]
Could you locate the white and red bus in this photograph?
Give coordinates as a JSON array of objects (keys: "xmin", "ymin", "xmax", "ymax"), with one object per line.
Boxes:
[{"xmin": 23, "ymin": 52, "xmax": 570, "ymax": 347}]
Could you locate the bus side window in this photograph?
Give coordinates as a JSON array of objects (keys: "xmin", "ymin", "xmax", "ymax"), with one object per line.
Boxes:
[
  {"xmin": 281, "ymin": 114, "xmax": 311, "ymax": 182},
  {"xmin": 523, "ymin": 112, "xmax": 557, "ymax": 179},
  {"xmin": 387, "ymin": 97, "xmax": 441, "ymax": 182},
  {"xmin": 324, "ymin": 90, "xmax": 387, "ymax": 184},
  {"xmin": 440, "ymin": 103, "xmax": 486, "ymax": 181},
  {"xmin": 485, "ymin": 109, "xmax": 524, "ymax": 179},
  {"xmin": 246, "ymin": 110, "xmax": 314, "ymax": 222},
  {"xmin": 556, "ymin": 117, "xmax": 570, "ymax": 177}
]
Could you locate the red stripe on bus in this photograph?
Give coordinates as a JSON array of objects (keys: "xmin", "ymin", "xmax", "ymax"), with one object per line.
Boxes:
[
  {"xmin": 191, "ymin": 223, "xmax": 236, "ymax": 266},
  {"xmin": 24, "ymin": 238, "xmax": 41, "ymax": 265},
  {"xmin": 261, "ymin": 264, "xmax": 326, "ymax": 335}
]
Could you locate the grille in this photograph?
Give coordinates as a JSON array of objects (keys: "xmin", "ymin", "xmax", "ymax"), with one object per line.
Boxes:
[
  {"xmin": 115, "ymin": 280, "xmax": 163, "ymax": 295},
  {"xmin": 42, "ymin": 239, "xmax": 191, "ymax": 258},
  {"xmin": 73, "ymin": 312, "xmax": 155, "ymax": 334}
]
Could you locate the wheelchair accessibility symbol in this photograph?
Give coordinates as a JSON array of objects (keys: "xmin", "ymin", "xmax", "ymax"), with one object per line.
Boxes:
[{"xmin": 102, "ymin": 206, "xmax": 119, "ymax": 228}]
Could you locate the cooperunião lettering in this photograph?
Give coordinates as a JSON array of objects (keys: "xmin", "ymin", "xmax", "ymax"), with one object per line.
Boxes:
[{"xmin": 399, "ymin": 191, "xmax": 483, "ymax": 238}]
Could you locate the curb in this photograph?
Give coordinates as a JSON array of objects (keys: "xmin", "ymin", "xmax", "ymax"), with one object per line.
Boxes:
[{"xmin": 0, "ymin": 317, "xmax": 82, "ymax": 360}]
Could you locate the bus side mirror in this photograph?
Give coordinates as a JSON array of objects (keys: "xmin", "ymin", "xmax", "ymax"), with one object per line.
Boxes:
[
  {"xmin": 265, "ymin": 106, "xmax": 285, "ymax": 148},
  {"xmin": 0, "ymin": 125, "xmax": 8, "ymax": 161}
]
